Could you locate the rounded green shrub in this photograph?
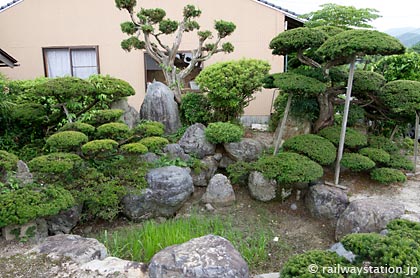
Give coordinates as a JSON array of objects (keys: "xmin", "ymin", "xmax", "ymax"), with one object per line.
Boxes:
[
  {"xmin": 88, "ymin": 74, "xmax": 135, "ymax": 99},
  {"xmin": 96, "ymin": 122, "xmax": 130, "ymax": 140},
  {"xmin": 0, "ymin": 185, "xmax": 74, "ymax": 227},
  {"xmin": 85, "ymin": 109, "xmax": 124, "ymax": 126},
  {"xmin": 133, "ymin": 121, "xmax": 165, "ymax": 137},
  {"xmin": 205, "ymin": 122, "xmax": 244, "ymax": 144},
  {"xmin": 139, "ymin": 137, "xmax": 169, "ymax": 153},
  {"xmin": 226, "ymin": 161, "xmax": 252, "ymax": 186},
  {"xmin": 318, "ymin": 126, "xmax": 367, "ymax": 148},
  {"xmin": 371, "ymin": 168, "xmax": 407, "ymax": 184},
  {"xmin": 359, "ymin": 147, "xmax": 391, "ymax": 164},
  {"xmin": 120, "ymin": 142, "xmax": 148, "ymax": 155},
  {"xmin": 59, "ymin": 122, "xmax": 96, "ymax": 136},
  {"xmin": 386, "ymin": 154, "xmax": 415, "ymax": 171},
  {"xmin": 280, "ymin": 250, "xmax": 349, "ymax": 278},
  {"xmin": 28, "ymin": 153, "xmax": 83, "ymax": 174},
  {"xmin": 283, "ymin": 134, "xmax": 336, "ymax": 165},
  {"xmin": 81, "ymin": 139, "xmax": 119, "ymax": 157},
  {"xmin": 180, "ymin": 93, "xmax": 212, "ymax": 125},
  {"xmin": 340, "ymin": 153, "xmax": 375, "ymax": 172},
  {"xmin": 368, "ymin": 135, "xmax": 399, "ymax": 154},
  {"xmin": 11, "ymin": 103, "xmax": 47, "ymax": 126},
  {"xmin": 254, "ymin": 152, "xmax": 323, "ymax": 185},
  {"xmin": 0, "ymin": 150, "xmax": 19, "ymax": 172},
  {"xmin": 46, "ymin": 131, "xmax": 89, "ymax": 151}
]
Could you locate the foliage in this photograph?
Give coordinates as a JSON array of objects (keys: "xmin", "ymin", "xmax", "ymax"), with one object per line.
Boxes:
[
  {"xmin": 180, "ymin": 93, "xmax": 212, "ymax": 125},
  {"xmin": 152, "ymin": 156, "xmax": 204, "ymax": 174},
  {"xmin": 81, "ymin": 139, "xmax": 119, "ymax": 157},
  {"xmin": 88, "ymin": 74, "xmax": 135, "ymax": 100},
  {"xmin": 195, "ymin": 59, "xmax": 270, "ymax": 121},
  {"xmin": 253, "ymin": 152, "xmax": 323, "ymax": 185},
  {"xmin": 133, "ymin": 120, "xmax": 165, "ymax": 137},
  {"xmin": 359, "ymin": 147, "xmax": 391, "ymax": 164},
  {"xmin": 138, "ymin": 136, "xmax": 169, "ymax": 153},
  {"xmin": 371, "ymin": 52, "xmax": 420, "ymax": 82},
  {"xmin": 283, "ymin": 134, "xmax": 337, "ymax": 165},
  {"xmin": 0, "ymin": 150, "xmax": 19, "ymax": 172},
  {"xmin": 340, "ymin": 153, "xmax": 375, "ymax": 172},
  {"xmin": 204, "ymin": 122, "xmax": 244, "ymax": 144},
  {"xmin": 85, "ymin": 109, "xmax": 124, "ymax": 126},
  {"xmin": 318, "ymin": 126, "xmax": 367, "ymax": 148},
  {"xmin": 11, "ymin": 103, "xmax": 47, "ymax": 126},
  {"xmin": 368, "ymin": 135, "xmax": 399, "ymax": 154},
  {"xmin": 335, "ymin": 104, "xmax": 365, "ymax": 127},
  {"xmin": 272, "ymin": 72, "xmax": 327, "ymax": 96},
  {"xmin": 370, "ymin": 167, "xmax": 407, "ymax": 184},
  {"xmin": 226, "ymin": 161, "xmax": 252, "ymax": 186},
  {"xmin": 96, "ymin": 122, "xmax": 131, "ymax": 141},
  {"xmin": 45, "ymin": 131, "xmax": 89, "ymax": 151},
  {"xmin": 379, "ymin": 80, "xmax": 420, "ymax": 116},
  {"xmin": 280, "ymin": 250, "xmax": 349, "ymax": 278},
  {"xmin": 120, "ymin": 142, "xmax": 148, "ymax": 155},
  {"xmin": 385, "ymin": 154, "xmax": 415, "ymax": 171},
  {"xmin": 352, "ymin": 70, "xmax": 386, "ymax": 100},
  {"xmin": 301, "ymin": 3, "xmax": 380, "ymax": 29},
  {"xmin": 0, "ymin": 184, "xmax": 74, "ymax": 227},
  {"xmin": 165, "ymin": 125, "xmax": 188, "ymax": 143},
  {"xmin": 28, "ymin": 152, "xmax": 83, "ymax": 175},
  {"xmin": 59, "ymin": 122, "xmax": 96, "ymax": 136}
]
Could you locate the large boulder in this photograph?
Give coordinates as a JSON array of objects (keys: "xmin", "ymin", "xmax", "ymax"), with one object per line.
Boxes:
[
  {"xmin": 179, "ymin": 123, "xmax": 216, "ymax": 159},
  {"xmin": 223, "ymin": 138, "xmax": 264, "ymax": 162},
  {"xmin": 335, "ymin": 198, "xmax": 405, "ymax": 240},
  {"xmin": 111, "ymin": 98, "xmax": 139, "ymax": 129},
  {"xmin": 81, "ymin": 257, "xmax": 148, "ymax": 278},
  {"xmin": 15, "ymin": 160, "xmax": 33, "ymax": 185},
  {"xmin": 191, "ymin": 156, "xmax": 218, "ymax": 187},
  {"xmin": 148, "ymin": 234, "xmax": 249, "ymax": 278},
  {"xmin": 46, "ymin": 205, "xmax": 82, "ymax": 235},
  {"xmin": 305, "ymin": 185, "xmax": 349, "ymax": 221},
  {"xmin": 163, "ymin": 143, "xmax": 191, "ymax": 161},
  {"xmin": 247, "ymin": 171, "xmax": 277, "ymax": 202},
  {"xmin": 139, "ymin": 81, "xmax": 181, "ymax": 134},
  {"xmin": 201, "ymin": 174, "xmax": 235, "ymax": 207},
  {"xmin": 122, "ymin": 166, "xmax": 194, "ymax": 220}
]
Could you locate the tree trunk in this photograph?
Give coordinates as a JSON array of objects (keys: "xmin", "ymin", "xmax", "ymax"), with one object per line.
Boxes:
[
  {"xmin": 163, "ymin": 71, "xmax": 182, "ymax": 104},
  {"xmin": 273, "ymin": 93, "xmax": 293, "ymax": 155},
  {"xmin": 313, "ymin": 91, "xmax": 334, "ymax": 133}
]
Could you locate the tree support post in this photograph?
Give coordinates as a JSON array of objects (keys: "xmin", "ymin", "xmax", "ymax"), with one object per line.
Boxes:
[
  {"xmin": 273, "ymin": 93, "xmax": 293, "ymax": 155},
  {"xmin": 414, "ymin": 110, "xmax": 419, "ymax": 173}
]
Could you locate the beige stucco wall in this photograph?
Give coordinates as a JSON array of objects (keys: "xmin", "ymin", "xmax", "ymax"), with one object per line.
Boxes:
[{"xmin": 0, "ymin": 0, "xmax": 285, "ymax": 115}]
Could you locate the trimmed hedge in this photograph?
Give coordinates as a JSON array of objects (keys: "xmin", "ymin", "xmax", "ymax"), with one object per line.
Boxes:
[
  {"xmin": 370, "ymin": 168, "xmax": 407, "ymax": 184},
  {"xmin": 86, "ymin": 109, "xmax": 124, "ymax": 126},
  {"xmin": 340, "ymin": 153, "xmax": 375, "ymax": 172},
  {"xmin": 283, "ymin": 134, "xmax": 336, "ymax": 165},
  {"xmin": 59, "ymin": 122, "xmax": 96, "ymax": 136},
  {"xmin": 120, "ymin": 142, "xmax": 148, "ymax": 155},
  {"xmin": 46, "ymin": 131, "xmax": 88, "ymax": 151},
  {"xmin": 81, "ymin": 139, "xmax": 119, "ymax": 157},
  {"xmin": 138, "ymin": 137, "xmax": 169, "ymax": 153},
  {"xmin": 359, "ymin": 147, "xmax": 391, "ymax": 164},
  {"xmin": 205, "ymin": 122, "xmax": 244, "ymax": 144},
  {"xmin": 386, "ymin": 154, "xmax": 415, "ymax": 171},
  {"xmin": 318, "ymin": 126, "xmax": 367, "ymax": 148},
  {"xmin": 368, "ymin": 135, "xmax": 399, "ymax": 154},
  {"xmin": 0, "ymin": 150, "xmax": 19, "ymax": 172},
  {"xmin": 96, "ymin": 122, "xmax": 130, "ymax": 140},
  {"xmin": 133, "ymin": 121, "xmax": 165, "ymax": 137},
  {"xmin": 28, "ymin": 153, "xmax": 83, "ymax": 174}
]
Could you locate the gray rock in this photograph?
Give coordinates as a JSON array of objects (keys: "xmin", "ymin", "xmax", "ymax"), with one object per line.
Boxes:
[
  {"xmin": 247, "ymin": 171, "xmax": 276, "ymax": 202},
  {"xmin": 218, "ymin": 155, "xmax": 235, "ymax": 169},
  {"xmin": 205, "ymin": 203, "xmax": 215, "ymax": 212},
  {"xmin": 202, "ymin": 174, "xmax": 235, "ymax": 207},
  {"xmin": 122, "ymin": 166, "xmax": 194, "ymax": 220},
  {"xmin": 305, "ymin": 185, "xmax": 349, "ymax": 221},
  {"xmin": 140, "ymin": 81, "xmax": 181, "ymax": 134},
  {"xmin": 46, "ymin": 205, "xmax": 82, "ymax": 235},
  {"xmin": 140, "ymin": 152, "xmax": 159, "ymax": 163},
  {"xmin": 330, "ymin": 242, "xmax": 356, "ymax": 262},
  {"xmin": 148, "ymin": 234, "xmax": 249, "ymax": 278},
  {"xmin": 179, "ymin": 123, "xmax": 216, "ymax": 159},
  {"xmin": 223, "ymin": 138, "xmax": 264, "ymax": 162},
  {"xmin": 400, "ymin": 213, "xmax": 420, "ymax": 223},
  {"xmin": 111, "ymin": 99, "xmax": 139, "ymax": 129},
  {"xmin": 2, "ymin": 219, "xmax": 48, "ymax": 243},
  {"xmin": 81, "ymin": 256, "xmax": 148, "ymax": 278},
  {"xmin": 32, "ymin": 234, "xmax": 107, "ymax": 264},
  {"xmin": 163, "ymin": 143, "xmax": 191, "ymax": 161},
  {"xmin": 335, "ymin": 198, "xmax": 405, "ymax": 240},
  {"xmin": 290, "ymin": 203, "xmax": 298, "ymax": 211},
  {"xmin": 15, "ymin": 160, "xmax": 33, "ymax": 185},
  {"xmin": 191, "ymin": 156, "xmax": 218, "ymax": 187},
  {"xmin": 213, "ymin": 153, "xmax": 223, "ymax": 161}
]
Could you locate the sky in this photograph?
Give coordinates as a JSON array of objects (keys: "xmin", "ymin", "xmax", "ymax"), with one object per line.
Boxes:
[{"xmin": 268, "ymin": 0, "xmax": 420, "ymax": 31}]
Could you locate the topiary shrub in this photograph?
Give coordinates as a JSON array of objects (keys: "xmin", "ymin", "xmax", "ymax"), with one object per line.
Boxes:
[
  {"xmin": 0, "ymin": 184, "xmax": 75, "ymax": 227},
  {"xmin": 368, "ymin": 135, "xmax": 399, "ymax": 154},
  {"xmin": 386, "ymin": 154, "xmax": 415, "ymax": 171},
  {"xmin": 370, "ymin": 167, "xmax": 407, "ymax": 184},
  {"xmin": 253, "ymin": 152, "xmax": 323, "ymax": 185},
  {"xmin": 28, "ymin": 153, "xmax": 83, "ymax": 174},
  {"xmin": 133, "ymin": 121, "xmax": 165, "ymax": 137},
  {"xmin": 318, "ymin": 126, "xmax": 367, "ymax": 148},
  {"xmin": 138, "ymin": 137, "xmax": 169, "ymax": 153},
  {"xmin": 340, "ymin": 153, "xmax": 375, "ymax": 172},
  {"xmin": 205, "ymin": 122, "xmax": 244, "ymax": 144},
  {"xmin": 280, "ymin": 250, "xmax": 349, "ymax": 278},
  {"xmin": 180, "ymin": 93, "xmax": 212, "ymax": 125},
  {"xmin": 0, "ymin": 150, "xmax": 19, "ymax": 172},
  {"xmin": 96, "ymin": 122, "xmax": 130, "ymax": 141},
  {"xmin": 120, "ymin": 142, "xmax": 148, "ymax": 155},
  {"xmin": 81, "ymin": 139, "xmax": 119, "ymax": 157},
  {"xmin": 59, "ymin": 122, "xmax": 96, "ymax": 136},
  {"xmin": 85, "ymin": 109, "xmax": 124, "ymax": 126},
  {"xmin": 283, "ymin": 134, "xmax": 336, "ymax": 165},
  {"xmin": 226, "ymin": 161, "xmax": 252, "ymax": 186},
  {"xmin": 11, "ymin": 103, "xmax": 47, "ymax": 126},
  {"xmin": 45, "ymin": 131, "xmax": 89, "ymax": 151},
  {"xmin": 359, "ymin": 147, "xmax": 391, "ymax": 164}
]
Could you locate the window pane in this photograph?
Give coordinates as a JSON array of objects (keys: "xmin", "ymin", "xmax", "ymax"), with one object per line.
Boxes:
[
  {"xmin": 71, "ymin": 48, "xmax": 98, "ymax": 78},
  {"xmin": 45, "ymin": 49, "xmax": 71, "ymax": 77},
  {"xmin": 73, "ymin": 67, "xmax": 97, "ymax": 79}
]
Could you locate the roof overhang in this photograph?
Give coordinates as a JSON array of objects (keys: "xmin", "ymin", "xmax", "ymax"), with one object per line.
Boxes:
[
  {"xmin": 254, "ymin": 0, "xmax": 305, "ymax": 29},
  {"xmin": 0, "ymin": 48, "xmax": 19, "ymax": 68}
]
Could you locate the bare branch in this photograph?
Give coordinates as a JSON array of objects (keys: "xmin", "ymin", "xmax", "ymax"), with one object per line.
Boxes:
[{"xmin": 297, "ymin": 49, "xmax": 322, "ymax": 68}]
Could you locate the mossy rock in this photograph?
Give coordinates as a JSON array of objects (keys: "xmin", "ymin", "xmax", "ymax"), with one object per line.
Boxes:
[
  {"xmin": 46, "ymin": 131, "xmax": 89, "ymax": 151},
  {"xmin": 96, "ymin": 122, "xmax": 130, "ymax": 140},
  {"xmin": 340, "ymin": 153, "xmax": 375, "ymax": 172},
  {"xmin": 283, "ymin": 134, "xmax": 337, "ymax": 165},
  {"xmin": 368, "ymin": 135, "xmax": 399, "ymax": 154},
  {"xmin": 85, "ymin": 109, "xmax": 124, "ymax": 126},
  {"xmin": 81, "ymin": 139, "xmax": 119, "ymax": 157},
  {"xmin": 59, "ymin": 122, "xmax": 96, "ymax": 136},
  {"xmin": 205, "ymin": 122, "xmax": 244, "ymax": 144},
  {"xmin": 385, "ymin": 154, "xmax": 415, "ymax": 171},
  {"xmin": 0, "ymin": 150, "xmax": 19, "ymax": 172},
  {"xmin": 359, "ymin": 147, "xmax": 391, "ymax": 164},
  {"xmin": 120, "ymin": 142, "xmax": 148, "ymax": 155},
  {"xmin": 371, "ymin": 168, "xmax": 407, "ymax": 184},
  {"xmin": 133, "ymin": 121, "xmax": 165, "ymax": 137},
  {"xmin": 28, "ymin": 153, "xmax": 83, "ymax": 174},
  {"xmin": 138, "ymin": 137, "xmax": 169, "ymax": 153},
  {"xmin": 318, "ymin": 126, "xmax": 367, "ymax": 148}
]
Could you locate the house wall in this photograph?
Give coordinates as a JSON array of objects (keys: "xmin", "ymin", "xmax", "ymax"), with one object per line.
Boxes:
[{"xmin": 0, "ymin": 0, "xmax": 285, "ymax": 116}]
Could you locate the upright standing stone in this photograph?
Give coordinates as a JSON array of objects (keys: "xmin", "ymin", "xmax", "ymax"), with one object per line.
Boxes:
[{"xmin": 111, "ymin": 99, "xmax": 139, "ymax": 129}]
